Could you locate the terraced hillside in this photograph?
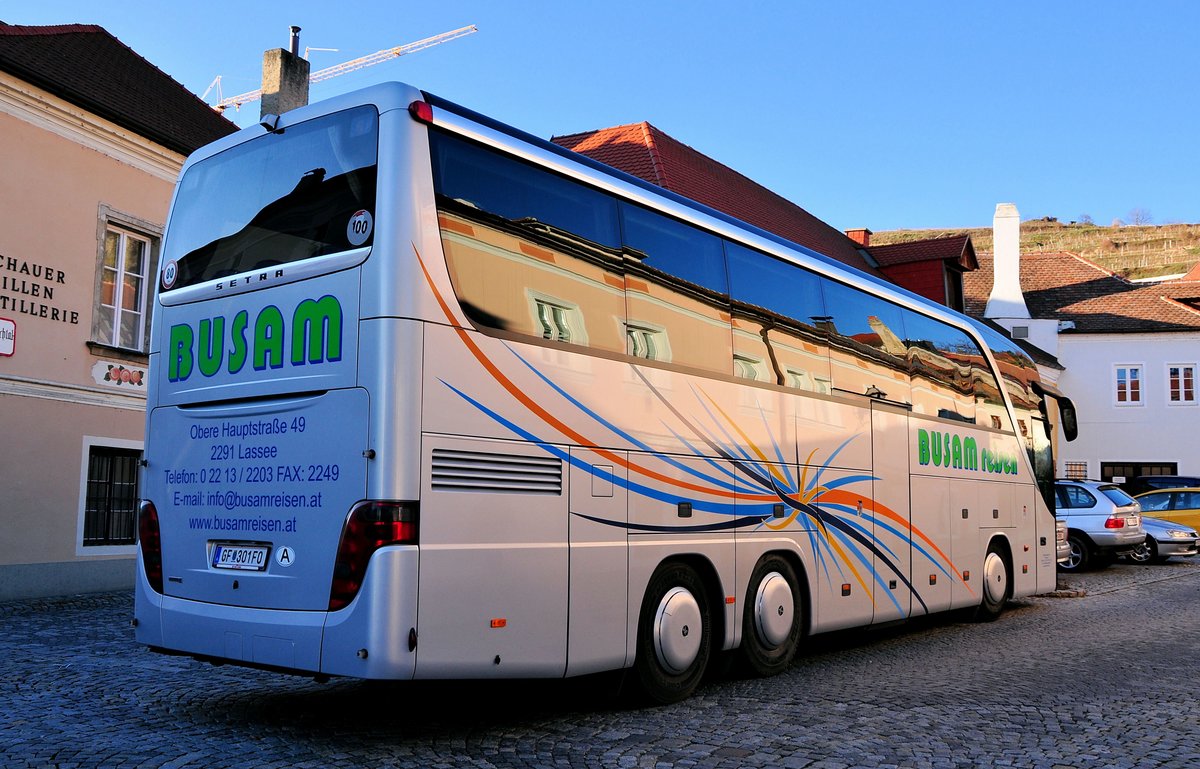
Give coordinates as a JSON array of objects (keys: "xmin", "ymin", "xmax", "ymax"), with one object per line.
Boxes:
[{"xmin": 872, "ymin": 219, "xmax": 1200, "ymax": 281}]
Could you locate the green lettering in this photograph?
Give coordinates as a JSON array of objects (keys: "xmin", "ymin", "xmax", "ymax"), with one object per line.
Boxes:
[
  {"xmin": 291, "ymin": 295, "xmax": 342, "ymax": 365},
  {"xmin": 228, "ymin": 310, "xmax": 249, "ymax": 374},
  {"xmin": 198, "ymin": 317, "xmax": 225, "ymax": 377},
  {"xmin": 951, "ymin": 435, "xmax": 963, "ymax": 469},
  {"xmin": 253, "ymin": 306, "xmax": 285, "ymax": 370},
  {"xmin": 963, "ymin": 437, "xmax": 978, "ymax": 471},
  {"xmin": 931, "ymin": 430, "xmax": 943, "ymax": 467},
  {"xmin": 918, "ymin": 429, "xmax": 930, "ymax": 466},
  {"xmin": 168, "ymin": 324, "xmax": 193, "ymax": 382}
]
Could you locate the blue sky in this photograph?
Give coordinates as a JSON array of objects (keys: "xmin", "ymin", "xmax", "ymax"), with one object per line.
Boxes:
[{"xmin": 9, "ymin": 2, "xmax": 1199, "ymax": 232}]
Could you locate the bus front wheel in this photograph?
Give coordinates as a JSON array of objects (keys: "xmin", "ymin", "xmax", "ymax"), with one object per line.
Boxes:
[
  {"xmin": 633, "ymin": 562, "xmax": 712, "ymax": 704},
  {"xmin": 739, "ymin": 555, "xmax": 803, "ymax": 676}
]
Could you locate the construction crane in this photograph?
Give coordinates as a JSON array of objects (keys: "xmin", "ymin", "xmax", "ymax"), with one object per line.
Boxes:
[{"xmin": 214, "ymin": 25, "xmax": 477, "ymax": 112}]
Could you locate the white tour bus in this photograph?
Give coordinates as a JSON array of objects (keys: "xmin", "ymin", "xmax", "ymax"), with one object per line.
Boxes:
[{"xmin": 135, "ymin": 82, "xmax": 1077, "ymax": 703}]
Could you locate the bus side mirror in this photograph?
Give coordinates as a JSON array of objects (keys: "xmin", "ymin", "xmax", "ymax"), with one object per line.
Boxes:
[{"xmin": 1059, "ymin": 397, "xmax": 1079, "ymax": 442}]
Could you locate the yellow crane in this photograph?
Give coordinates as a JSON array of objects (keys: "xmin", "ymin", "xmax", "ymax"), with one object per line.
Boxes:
[{"xmin": 212, "ymin": 25, "xmax": 477, "ymax": 112}]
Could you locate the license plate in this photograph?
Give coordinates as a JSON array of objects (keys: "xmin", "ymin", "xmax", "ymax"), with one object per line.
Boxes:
[{"xmin": 211, "ymin": 543, "xmax": 269, "ymax": 571}]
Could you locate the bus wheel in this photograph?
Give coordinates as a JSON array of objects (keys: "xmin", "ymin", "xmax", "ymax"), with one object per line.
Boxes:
[
  {"xmin": 739, "ymin": 555, "xmax": 802, "ymax": 677},
  {"xmin": 633, "ymin": 562, "xmax": 712, "ymax": 704},
  {"xmin": 975, "ymin": 540, "xmax": 1011, "ymax": 622}
]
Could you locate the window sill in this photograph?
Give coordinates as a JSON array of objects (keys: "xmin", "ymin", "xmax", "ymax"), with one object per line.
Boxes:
[{"xmin": 87, "ymin": 341, "xmax": 148, "ymax": 362}]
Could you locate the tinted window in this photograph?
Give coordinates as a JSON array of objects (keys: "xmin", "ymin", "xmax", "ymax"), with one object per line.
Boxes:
[
  {"xmin": 902, "ymin": 310, "xmax": 976, "ymax": 423},
  {"xmin": 1099, "ymin": 486, "xmax": 1136, "ymax": 507},
  {"xmin": 165, "ymin": 106, "xmax": 379, "ymax": 290},
  {"xmin": 1175, "ymin": 491, "xmax": 1200, "ymax": 509},
  {"xmin": 1137, "ymin": 492, "xmax": 1171, "ymax": 512},
  {"xmin": 727, "ymin": 242, "xmax": 830, "ymax": 391},
  {"xmin": 1060, "ymin": 486, "xmax": 1097, "ymax": 508},
  {"xmin": 431, "ymin": 131, "xmax": 620, "ymax": 249},
  {"xmin": 820, "ymin": 279, "xmax": 910, "ymax": 403},
  {"xmin": 620, "ymin": 203, "xmax": 727, "ymax": 294}
]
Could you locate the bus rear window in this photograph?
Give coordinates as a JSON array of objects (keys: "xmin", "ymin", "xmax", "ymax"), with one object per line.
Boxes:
[{"xmin": 161, "ymin": 106, "xmax": 378, "ymax": 292}]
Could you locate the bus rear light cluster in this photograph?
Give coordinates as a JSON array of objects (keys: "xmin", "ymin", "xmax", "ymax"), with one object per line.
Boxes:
[
  {"xmin": 328, "ymin": 500, "xmax": 419, "ymax": 611},
  {"xmin": 138, "ymin": 500, "xmax": 164, "ymax": 595}
]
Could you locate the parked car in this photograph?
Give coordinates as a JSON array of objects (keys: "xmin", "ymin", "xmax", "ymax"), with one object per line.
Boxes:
[
  {"xmin": 1055, "ymin": 517, "xmax": 1071, "ymax": 565},
  {"xmin": 1054, "ymin": 480, "xmax": 1144, "ymax": 571},
  {"xmin": 1121, "ymin": 475, "xmax": 1200, "ymax": 496},
  {"xmin": 1125, "ymin": 515, "xmax": 1200, "ymax": 564},
  {"xmin": 1132, "ymin": 487, "xmax": 1200, "ymax": 531}
]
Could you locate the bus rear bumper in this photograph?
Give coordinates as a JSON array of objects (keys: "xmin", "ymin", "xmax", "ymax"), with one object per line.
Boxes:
[{"xmin": 133, "ymin": 547, "xmax": 419, "ymax": 680}]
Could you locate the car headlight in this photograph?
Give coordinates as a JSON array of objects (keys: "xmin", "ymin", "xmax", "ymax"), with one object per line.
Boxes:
[{"xmin": 1165, "ymin": 529, "xmax": 1195, "ymax": 539}]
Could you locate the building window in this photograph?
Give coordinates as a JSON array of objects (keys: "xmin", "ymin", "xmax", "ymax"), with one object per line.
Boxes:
[
  {"xmin": 1167, "ymin": 364, "xmax": 1196, "ymax": 404},
  {"xmin": 93, "ymin": 217, "xmax": 157, "ymax": 353},
  {"xmin": 626, "ymin": 321, "xmax": 670, "ymax": 362},
  {"xmin": 1064, "ymin": 461, "xmax": 1088, "ymax": 480},
  {"xmin": 1114, "ymin": 365, "xmax": 1143, "ymax": 405},
  {"xmin": 82, "ymin": 445, "xmax": 141, "ymax": 547},
  {"xmin": 733, "ymin": 354, "xmax": 765, "ymax": 381}
]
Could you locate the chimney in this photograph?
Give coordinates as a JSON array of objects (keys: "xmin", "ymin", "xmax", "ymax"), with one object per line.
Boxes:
[
  {"xmin": 984, "ymin": 203, "xmax": 1031, "ymax": 319},
  {"xmin": 261, "ymin": 25, "xmax": 310, "ymax": 120},
  {"xmin": 845, "ymin": 228, "xmax": 872, "ymax": 247}
]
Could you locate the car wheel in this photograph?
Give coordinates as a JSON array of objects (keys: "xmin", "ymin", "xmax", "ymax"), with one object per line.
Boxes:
[
  {"xmin": 633, "ymin": 562, "xmax": 712, "ymax": 704},
  {"xmin": 974, "ymin": 539, "xmax": 1012, "ymax": 622},
  {"xmin": 1146, "ymin": 538, "xmax": 1169, "ymax": 564},
  {"xmin": 739, "ymin": 555, "xmax": 803, "ymax": 677},
  {"xmin": 1060, "ymin": 534, "xmax": 1090, "ymax": 572}
]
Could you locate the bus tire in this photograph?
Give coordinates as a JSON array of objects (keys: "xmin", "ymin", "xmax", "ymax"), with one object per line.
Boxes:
[
  {"xmin": 975, "ymin": 539, "xmax": 1011, "ymax": 622},
  {"xmin": 739, "ymin": 555, "xmax": 802, "ymax": 677},
  {"xmin": 633, "ymin": 562, "xmax": 712, "ymax": 704}
]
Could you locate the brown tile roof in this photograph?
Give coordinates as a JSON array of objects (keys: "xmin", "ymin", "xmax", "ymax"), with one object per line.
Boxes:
[
  {"xmin": 551, "ymin": 122, "xmax": 884, "ymax": 277},
  {"xmin": 0, "ymin": 22, "xmax": 236, "ymax": 155},
  {"xmin": 868, "ymin": 233, "xmax": 977, "ymax": 270},
  {"xmin": 964, "ymin": 250, "xmax": 1200, "ymax": 333}
]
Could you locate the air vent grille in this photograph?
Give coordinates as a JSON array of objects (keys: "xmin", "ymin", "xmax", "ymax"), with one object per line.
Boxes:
[{"xmin": 431, "ymin": 448, "xmax": 562, "ymax": 495}]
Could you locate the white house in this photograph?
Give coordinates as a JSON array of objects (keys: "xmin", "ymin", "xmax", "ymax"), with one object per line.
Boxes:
[{"xmin": 966, "ymin": 205, "xmax": 1200, "ymax": 485}]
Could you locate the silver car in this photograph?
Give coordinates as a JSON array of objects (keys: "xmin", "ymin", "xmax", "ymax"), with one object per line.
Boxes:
[
  {"xmin": 1125, "ymin": 516, "xmax": 1199, "ymax": 564},
  {"xmin": 1054, "ymin": 480, "xmax": 1144, "ymax": 571}
]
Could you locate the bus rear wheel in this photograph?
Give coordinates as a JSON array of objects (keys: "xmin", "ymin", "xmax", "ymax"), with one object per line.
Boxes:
[
  {"xmin": 739, "ymin": 555, "xmax": 802, "ymax": 676},
  {"xmin": 633, "ymin": 562, "xmax": 712, "ymax": 704}
]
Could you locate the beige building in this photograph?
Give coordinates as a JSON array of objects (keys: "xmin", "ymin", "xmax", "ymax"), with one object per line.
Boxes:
[{"xmin": 0, "ymin": 23, "xmax": 234, "ymax": 599}]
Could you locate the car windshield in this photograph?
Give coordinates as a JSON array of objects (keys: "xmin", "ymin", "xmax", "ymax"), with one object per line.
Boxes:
[{"xmin": 1099, "ymin": 485, "xmax": 1137, "ymax": 507}]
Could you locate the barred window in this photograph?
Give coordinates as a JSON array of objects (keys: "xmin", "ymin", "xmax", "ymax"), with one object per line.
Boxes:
[{"xmin": 83, "ymin": 446, "xmax": 141, "ymax": 546}]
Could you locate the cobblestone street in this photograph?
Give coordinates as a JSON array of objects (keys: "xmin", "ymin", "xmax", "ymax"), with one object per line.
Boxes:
[{"xmin": 2, "ymin": 560, "xmax": 1198, "ymax": 768}]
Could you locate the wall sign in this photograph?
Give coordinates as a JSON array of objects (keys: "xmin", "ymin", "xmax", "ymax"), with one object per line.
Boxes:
[
  {"xmin": 0, "ymin": 254, "xmax": 80, "ymax": 325},
  {"xmin": 92, "ymin": 360, "xmax": 146, "ymax": 389},
  {"xmin": 0, "ymin": 317, "xmax": 14, "ymax": 356}
]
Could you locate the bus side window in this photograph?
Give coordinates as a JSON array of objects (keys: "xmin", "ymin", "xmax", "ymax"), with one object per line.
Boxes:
[
  {"xmin": 902, "ymin": 310, "xmax": 976, "ymax": 423},
  {"xmin": 819, "ymin": 279, "xmax": 910, "ymax": 405},
  {"xmin": 619, "ymin": 203, "xmax": 732, "ymax": 373},
  {"xmin": 726, "ymin": 241, "xmax": 831, "ymax": 391},
  {"xmin": 430, "ymin": 131, "xmax": 627, "ymax": 354}
]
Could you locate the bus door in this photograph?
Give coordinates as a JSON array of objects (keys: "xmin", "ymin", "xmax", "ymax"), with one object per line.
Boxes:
[
  {"xmin": 566, "ymin": 447, "xmax": 628, "ymax": 676},
  {"xmin": 415, "ymin": 435, "xmax": 568, "ymax": 677},
  {"xmin": 871, "ymin": 401, "xmax": 913, "ymax": 623}
]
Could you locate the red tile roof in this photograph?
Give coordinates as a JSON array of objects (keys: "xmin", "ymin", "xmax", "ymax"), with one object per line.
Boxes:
[
  {"xmin": 0, "ymin": 22, "xmax": 236, "ymax": 155},
  {"xmin": 551, "ymin": 122, "xmax": 884, "ymax": 277},
  {"xmin": 964, "ymin": 250, "xmax": 1200, "ymax": 333},
  {"xmin": 868, "ymin": 234, "xmax": 977, "ymax": 270}
]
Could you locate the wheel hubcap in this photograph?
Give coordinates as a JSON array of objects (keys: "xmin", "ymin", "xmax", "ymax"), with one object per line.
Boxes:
[
  {"xmin": 653, "ymin": 587, "xmax": 702, "ymax": 674},
  {"xmin": 983, "ymin": 551, "xmax": 1008, "ymax": 604},
  {"xmin": 753, "ymin": 571, "xmax": 794, "ymax": 648}
]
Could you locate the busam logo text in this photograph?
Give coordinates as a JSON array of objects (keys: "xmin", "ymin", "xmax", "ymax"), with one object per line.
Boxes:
[
  {"xmin": 916, "ymin": 428, "xmax": 1019, "ymax": 476},
  {"xmin": 167, "ymin": 296, "xmax": 342, "ymax": 382}
]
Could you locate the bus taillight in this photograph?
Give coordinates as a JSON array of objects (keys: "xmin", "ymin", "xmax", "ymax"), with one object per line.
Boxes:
[
  {"xmin": 329, "ymin": 501, "xmax": 419, "ymax": 611},
  {"xmin": 409, "ymin": 100, "xmax": 433, "ymax": 124},
  {"xmin": 138, "ymin": 500, "xmax": 164, "ymax": 595}
]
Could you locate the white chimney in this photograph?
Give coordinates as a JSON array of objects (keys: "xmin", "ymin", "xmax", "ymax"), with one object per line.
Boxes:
[{"xmin": 985, "ymin": 202, "xmax": 1031, "ymax": 319}]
